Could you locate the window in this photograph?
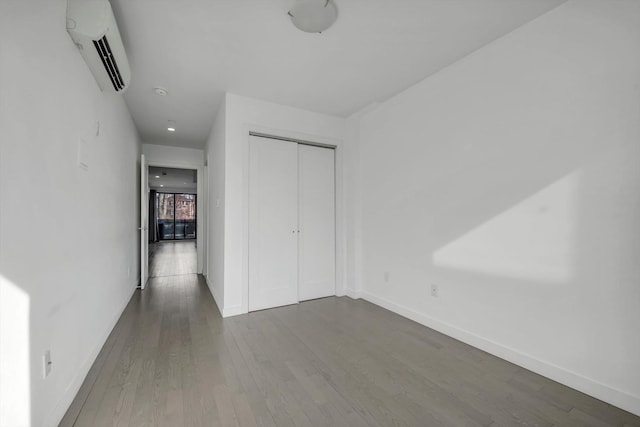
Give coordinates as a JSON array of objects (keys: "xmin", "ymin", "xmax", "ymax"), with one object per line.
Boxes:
[{"xmin": 155, "ymin": 193, "xmax": 196, "ymax": 240}]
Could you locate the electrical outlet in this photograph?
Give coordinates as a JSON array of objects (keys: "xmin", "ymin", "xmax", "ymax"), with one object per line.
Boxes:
[
  {"xmin": 430, "ymin": 284, "xmax": 439, "ymax": 297},
  {"xmin": 384, "ymin": 272, "xmax": 390, "ymax": 283},
  {"xmin": 43, "ymin": 350, "xmax": 52, "ymax": 378}
]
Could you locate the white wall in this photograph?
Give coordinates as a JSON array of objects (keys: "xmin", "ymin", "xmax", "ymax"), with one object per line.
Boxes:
[
  {"xmin": 142, "ymin": 143, "xmax": 205, "ymax": 274},
  {"xmin": 0, "ymin": 1, "xmax": 141, "ymax": 425},
  {"xmin": 205, "ymin": 97, "xmax": 226, "ymax": 313},
  {"xmin": 142, "ymin": 143, "xmax": 204, "ymax": 167},
  {"xmin": 350, "ymin": 0, "xmax": 640, "ymax": 415},
  {"xmin": 219, "ymin": 93, "xmax": 347, "ymax": 316}
]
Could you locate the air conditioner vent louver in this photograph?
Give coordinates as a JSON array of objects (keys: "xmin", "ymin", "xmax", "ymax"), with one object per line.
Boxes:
[
  {"xmin": 66, "ymin": 0, "xmax": 131, "ymax": 93},
  {"xmin": 92, "ymin": 36, "xmax": 124, "ymax": 91}
]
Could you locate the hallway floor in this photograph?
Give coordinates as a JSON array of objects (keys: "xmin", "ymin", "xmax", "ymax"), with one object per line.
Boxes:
[
  {"xmin": 60, "ymin": 276, "xmax": 640, "ymax": 426},
  {"xmin": 149, "ymin": 240, "xmax": 197, "ymax": 277}
]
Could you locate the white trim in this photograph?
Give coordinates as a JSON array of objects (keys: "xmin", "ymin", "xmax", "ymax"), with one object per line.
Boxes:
[
  {"xmin": 205, "ymin": 275, "xmax": 224, "ymax": 317},
  {"xmin": 204, "ymin": 275, "xmax": 241, "ymax": 318},
  {"xmin": 222, "ymin": 305, "xmax": 244, "ymax": 318},
  {"xmin": 47, "ymin": 284, "xmax": 137, "ymax": 426},
  {"xmin": 360, "ymin": 290, "xmax": 640, "ymax": 417},
  {"xmin": 202, "ymin": 165, "xmax": 208, "ymax": 277},
  {"xmin": 144, "ymin": 160, "xmax": 205, "ymax": 275},
  {"xmin": 249, "ymin": 131, "xmax": 337, "ymax": 149},
  {"xmin": 345, "ymin": 288, "xmax": 362, "ymax": 300}
]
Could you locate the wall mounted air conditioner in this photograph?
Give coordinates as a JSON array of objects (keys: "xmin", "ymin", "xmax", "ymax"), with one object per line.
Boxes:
[{"xmin": 66, "ymin": 0, "xmax": 131, "ymax": 93}]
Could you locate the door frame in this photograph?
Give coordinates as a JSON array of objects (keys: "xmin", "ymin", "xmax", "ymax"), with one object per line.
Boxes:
[
  {"xmin": 141, "ymin": 160, "xmax": 206, "ymax": 278},
  {"xmin": 241, "ymin": 125, "xmax": 346, "ymax": 315},
  {"xmin": 140, "ymin": 154, "xmax": 149, "ymax": 289}
]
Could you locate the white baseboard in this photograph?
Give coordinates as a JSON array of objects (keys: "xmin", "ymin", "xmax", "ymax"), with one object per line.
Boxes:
[
  {"xmin": 204, "ymin": 275, "xmax": 224, "ymax": 317},
  {"xmin": 360, "ymin": 290, "xmax": 640, "ymax": 417},
  {"xmin": 203, "ymin": 276, "xmax": 245, "ymax": 318},
  {"xmin": 222, "ymin": 305, "xmax": 244, "ymax": 318},
  {"xmin": 47, "ymin": 284, "xmax": 137, "ymax": 426},
  {"xmin": 345, "ymin": 288, "xmax": 362, "ymax": 300}
]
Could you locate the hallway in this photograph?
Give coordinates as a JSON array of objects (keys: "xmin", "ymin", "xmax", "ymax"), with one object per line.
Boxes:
[
  {"xmin": 149, "ymin": 241, "xmax": 197, "ymax": 278},
  {"xmin": 60, "ymin": 277, "xmax": 640, "ymax": 426}
]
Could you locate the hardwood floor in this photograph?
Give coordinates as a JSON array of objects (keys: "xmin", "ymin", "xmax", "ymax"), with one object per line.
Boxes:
[
  {"xmin": 148, "ymin": 240, "xmax": 197, "ymax": 277},
  {"xmin": 60, "ymin": 273, "xmax": 640, "ymax": 427}
]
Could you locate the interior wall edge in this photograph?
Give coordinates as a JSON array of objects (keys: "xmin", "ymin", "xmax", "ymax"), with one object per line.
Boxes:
[
  {"xmin": 345, "ymin": 289, "xmax": 363, "ymax": 300},
  {"xmin": 46, "ymin": 285, "xmax": 137, "ymax": 426},
  {"xmin": 221, "ymin": 305, "xmax": 245, "ymax": 318},
  {"xmin": 205, "ymin": 275, "xmax": 223, "ymax": 317},
  {"xmin": 359, "ymin": 289, "xmax": 640, "ymax": 417}
]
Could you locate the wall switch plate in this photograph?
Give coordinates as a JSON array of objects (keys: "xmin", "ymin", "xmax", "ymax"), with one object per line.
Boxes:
[
  {"xmin": 431, "ymin": 284, "xmax": 439, "ymax": 297},
  {"xmin": 43, "ymin": 350, "xmax": 52, "ymax": 378}
]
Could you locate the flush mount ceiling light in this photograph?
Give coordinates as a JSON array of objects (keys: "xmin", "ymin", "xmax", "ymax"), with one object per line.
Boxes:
[{"xmin": 288, "ymin": 0, "xmax": 338, "ymax": 33}]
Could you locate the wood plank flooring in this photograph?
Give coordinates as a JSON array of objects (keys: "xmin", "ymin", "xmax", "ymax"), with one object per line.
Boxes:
[
  {"xmin": 148, "ymin": 241, "xmax": 197, "ymax": 278},
  {"xmin": 61, "ymin": 272, "xmax": 640, "ymax": 426}
]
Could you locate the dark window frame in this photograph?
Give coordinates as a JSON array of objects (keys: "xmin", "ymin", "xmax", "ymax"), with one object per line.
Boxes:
[{"xmin": 156, "ymin": 192, "xmax": 197, "ymax": 241}]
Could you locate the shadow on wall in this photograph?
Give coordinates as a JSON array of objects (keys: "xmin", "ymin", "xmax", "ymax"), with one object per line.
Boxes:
[
  {"xmin": 433, "ymin": 169, "xmax": 580, "ymax": 284},
  {"xmin": 426, "ymin": 138, "xmax": 640, "ymax": 290},
  {"xmin": 424, "ymin": 139, "xmax": 640, "ymax": 394},
  {"xmin": 433, "ymin": 139, "xmax": 640, "ymax": 288}
]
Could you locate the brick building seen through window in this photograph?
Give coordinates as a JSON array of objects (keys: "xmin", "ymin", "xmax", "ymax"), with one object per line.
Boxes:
[{"xmin": 156, "ymin": 193, "xmax": 196, "ymax": 239}]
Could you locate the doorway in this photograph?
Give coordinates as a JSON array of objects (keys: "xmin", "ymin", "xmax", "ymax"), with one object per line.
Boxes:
[{"xmin": 147, "ymin": 166, "xmax": 198, "ymax": 278}]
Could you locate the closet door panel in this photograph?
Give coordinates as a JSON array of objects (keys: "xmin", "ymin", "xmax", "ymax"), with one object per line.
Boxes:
[
  {"xmin": 298, "ymin": 144, "xmax": 336, "ymax": 301},
  {"xmin": 249, "ymin": 136, "xmax": 299, "ymax": 311}
]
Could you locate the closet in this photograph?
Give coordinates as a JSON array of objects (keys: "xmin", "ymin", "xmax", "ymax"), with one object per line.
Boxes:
[{"xmin": 248, "ymin": 134, "xmax": 336, "ymax": 312}]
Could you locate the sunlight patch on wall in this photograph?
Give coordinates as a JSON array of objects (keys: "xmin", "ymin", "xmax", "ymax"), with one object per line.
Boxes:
[
  {"xmin": 433, "ymin": 171, "xmax": 581, "ymax": 283},
  {"xmin": 0, "ymin": 275, "xmax": 30, "ymax": 427}
]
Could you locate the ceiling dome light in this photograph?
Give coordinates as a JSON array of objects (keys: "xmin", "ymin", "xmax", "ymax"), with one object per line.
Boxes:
[{"xmin": 288, "ymin": 0, "xmax": 338, "ymax": 33}]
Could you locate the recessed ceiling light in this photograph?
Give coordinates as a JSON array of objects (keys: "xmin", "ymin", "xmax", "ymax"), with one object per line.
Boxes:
[
  {"xmin": 154, "ymin": 87, "xmax": 168, "ymax": 96},
  {"xmin": 160, "ymin": 184, "xmax": 164, "ymax": 187},
  {"xmin": 155, "ymin": 175, "xmax": 160, "ymax": 178},
  {"xmin": 167, "ymin": 127, "xmax": 176, "ymax": 132}
]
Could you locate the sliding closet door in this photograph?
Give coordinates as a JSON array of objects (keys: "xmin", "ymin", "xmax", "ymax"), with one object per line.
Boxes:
[
  {"xmin": 249, "ymin": 136, "xmax": 299, "ymax": 311},
  {"xmin": 298, "ymin": 144, "xmax": 336, "ymax": 301}
]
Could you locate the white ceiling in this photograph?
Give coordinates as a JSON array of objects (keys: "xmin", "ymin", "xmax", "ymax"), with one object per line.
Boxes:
[
  {"xmin": 111, "ymin": 0, "xmax": 566, "ymax": 148},
  {"xmin": 149, "ymin": 166, "xmax": 197, "ymax": 192}
]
